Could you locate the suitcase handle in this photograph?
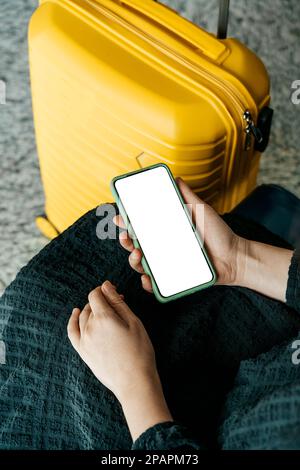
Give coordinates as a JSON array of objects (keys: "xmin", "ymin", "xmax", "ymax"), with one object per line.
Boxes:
[
  {"xmin": 217, "ymin": 0, "xmax": 230, "ymax": 39},
  {"xmin": 112, "ymin": 0, "xmax": 227, "ymax": 61},
  {"xmin": 155, "ymin": 0, "xmax": 230, "ymax": 40}
]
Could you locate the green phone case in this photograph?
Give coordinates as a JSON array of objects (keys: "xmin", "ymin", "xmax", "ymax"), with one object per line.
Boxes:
[{"xmin": 110, "ymin": 163, "xmax": 217, "ymax": 303}]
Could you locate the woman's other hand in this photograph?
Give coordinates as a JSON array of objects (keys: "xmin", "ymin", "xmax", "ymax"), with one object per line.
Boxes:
[{"xmin": 67, "ymin": 281, "xmax": 172, "ymax": 440}]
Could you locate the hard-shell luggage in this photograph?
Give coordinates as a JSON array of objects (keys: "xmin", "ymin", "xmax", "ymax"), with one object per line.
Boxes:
[{"xmin": 28, "ymin": 0, "xmax": 273, "ymax": 238}]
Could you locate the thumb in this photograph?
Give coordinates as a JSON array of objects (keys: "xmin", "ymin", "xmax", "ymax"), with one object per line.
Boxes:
[{"xmin": 101, "ymin": 281, "xmax": 136, "ymax": 324}]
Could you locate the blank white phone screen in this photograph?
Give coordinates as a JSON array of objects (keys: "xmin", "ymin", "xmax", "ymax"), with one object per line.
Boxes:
[{"xmin": 115, "ymin": 166, "xmax": 213, "ymax": 298}]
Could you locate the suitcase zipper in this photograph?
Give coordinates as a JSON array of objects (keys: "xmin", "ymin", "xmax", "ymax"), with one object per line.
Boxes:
[
  {"xmin": 243, "ymin": 110, "xmax": 263, "ymax": 150},
  {"xmin": 73, "ymin": 0, "xmax": 262, "ymax": 150}
]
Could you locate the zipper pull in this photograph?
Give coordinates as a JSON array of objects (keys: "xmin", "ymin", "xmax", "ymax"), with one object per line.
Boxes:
[{"xmin": 243, "ymin": 110, "xmax": 263, "ymax": 150}]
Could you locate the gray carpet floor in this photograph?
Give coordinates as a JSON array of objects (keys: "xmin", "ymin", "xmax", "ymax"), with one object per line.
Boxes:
[{"xmin": 0, "ymin": 0, "xmax": 299, "ymax": 293}]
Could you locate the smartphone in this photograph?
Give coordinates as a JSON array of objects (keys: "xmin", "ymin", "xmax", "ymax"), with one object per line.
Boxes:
[{"xmin": 111, "ymin": 164, "xmax": 216, "ymax": 303}]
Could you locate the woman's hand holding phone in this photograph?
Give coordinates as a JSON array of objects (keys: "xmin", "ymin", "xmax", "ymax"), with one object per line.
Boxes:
[
  {"xmin": 114, "ymin": 177, "xmax": 292, "ymax": 303},
  {"xmin": 114, "ymin": 177, "xmax": 243, "ymax": 292}
]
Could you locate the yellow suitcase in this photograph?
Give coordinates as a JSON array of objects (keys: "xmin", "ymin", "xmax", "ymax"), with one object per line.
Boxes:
[{"xmin": 28, "ymin": 0, "xmax": 273, "ymax": 238}]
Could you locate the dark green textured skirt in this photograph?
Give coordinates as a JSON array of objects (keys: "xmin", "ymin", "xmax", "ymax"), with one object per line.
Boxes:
[{"xmin": 0, "ymin": 207, "xmax": 300, "ymax": 449}]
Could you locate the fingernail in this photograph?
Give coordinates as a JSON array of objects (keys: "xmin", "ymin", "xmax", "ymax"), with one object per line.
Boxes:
[{"xmin": 104, "ymin": 281, "xmax": 118, "ymax": 292}]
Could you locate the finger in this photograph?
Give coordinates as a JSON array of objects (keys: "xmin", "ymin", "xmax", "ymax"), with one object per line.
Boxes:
[
  {"xmin": 79, "ymin": 303, "xmax": 92, "ymax": 332},
  {"xmin": 141, "ymin": 274, "xmax": 153, "ymax": 293},
  {"xmin": 176, "ymin": 177, "xmax": 207, "ymax": 238},
  {"xmin": 88, "ymin": 286, "xmax": 114, "ymax": 317},
  {"xmin": 129, "ymin": 249, "xmax": 144, "ymax": 274},
  {"xmin": 101, "ymin": 280, "xmax": 136, "ymax": 324},
  {"xmin": 67, "ymin": 308, "xmax": 81, "ymax": 348},
  {"xmin": 113, "ymin": 214, "xmax": 126, "ymax": 229},
  {"xmin": 119, "ymin": 230, "xmax": 134, "ymax": 252},
  {"xmin": 176, "ymin": 177, "xmax": 205, "ymax": 208}
]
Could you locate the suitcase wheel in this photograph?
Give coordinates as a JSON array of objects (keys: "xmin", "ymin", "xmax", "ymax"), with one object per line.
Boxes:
[{"xmin": 36, "ymin": 214, "xmax": 59, "ymax": 240}]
